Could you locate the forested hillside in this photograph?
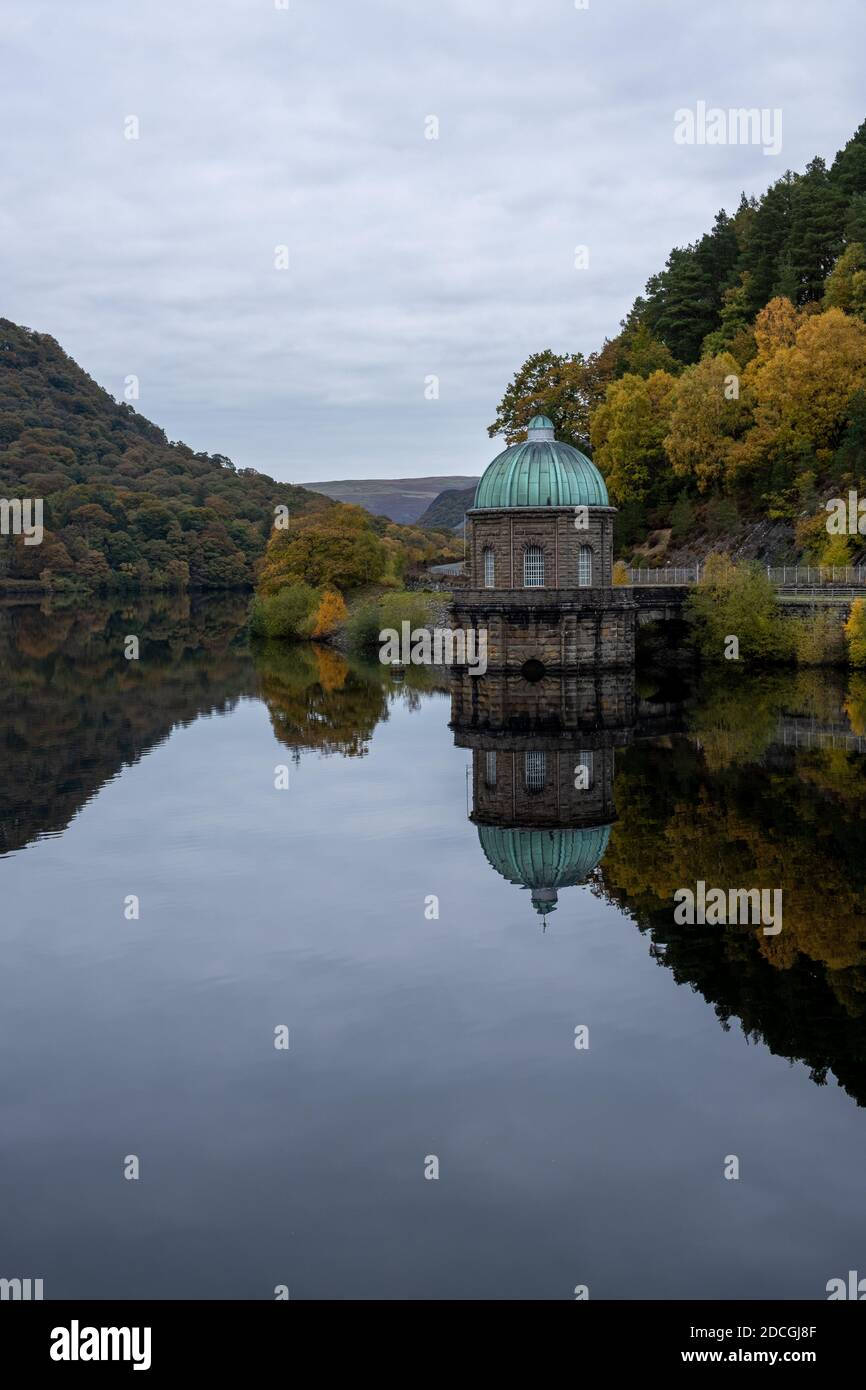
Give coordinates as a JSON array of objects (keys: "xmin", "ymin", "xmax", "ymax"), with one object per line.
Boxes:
[
  {"xmin": 0, "ymin": 320, "xmax": 328, "ymax": 592},
  {"xmin": 491, "ymin": 119, "xmax": 866, "ymax": 563},
  {"xmin": 416, "ymin": 484, "xmax": 476, "ymax": 531}
]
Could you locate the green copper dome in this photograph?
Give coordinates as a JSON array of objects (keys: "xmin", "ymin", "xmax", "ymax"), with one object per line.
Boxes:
[
  {"xmin": 474, "ymin": 416, "xmax": 609, "ymax": 509},
  {"xmin": 478, "ymin": 824, "xmax": 612, "ymax": 917}
]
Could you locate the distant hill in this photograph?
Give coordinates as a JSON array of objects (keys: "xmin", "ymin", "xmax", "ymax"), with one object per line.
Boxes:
[
  {"xmin": 416, "ymin": 484, "xmax": 477, "ymax": 532},
  {"xmin": 0, "ymin": 319, "xmax": 328, "ymax": 592},
  {"xmin": 304, "ymin": 475, "xmax": 479, "ymax": 525}
]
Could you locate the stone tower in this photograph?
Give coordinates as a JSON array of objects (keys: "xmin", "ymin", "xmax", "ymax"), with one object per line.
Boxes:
[{"xmin": 451, "ymin": 415, "xmax": 635, "ymax": 674}]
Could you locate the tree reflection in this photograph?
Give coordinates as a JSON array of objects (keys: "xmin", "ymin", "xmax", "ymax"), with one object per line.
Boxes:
[
  {"xmin": 253, "ymin": 641, "xmax": 448, "ymax": 760},
  {"xmin": 599, "ymin": 674, "xmax": 866, "ymax": 1104},
  {"xmin": 0, "ymin": 596, "xmax": 254, "ymax": 855}
]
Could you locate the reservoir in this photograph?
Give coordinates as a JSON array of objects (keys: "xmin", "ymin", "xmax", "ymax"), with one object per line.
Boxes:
[{"xmin": 1, "ymin": 596, "xmax": 864, "ymax": 1300}]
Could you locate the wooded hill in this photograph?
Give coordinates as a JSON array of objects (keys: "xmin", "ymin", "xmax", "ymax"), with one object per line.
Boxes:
[
  {"xmin": 416, "ymin": 484, "xmax": 476, "ymax": 531},
  {"xmin": 0, "ymin": 319, "xmax": 328, "ymax": 592},
  {"xmin": 0, "ymin": 321, "xmax": 459, "ymax": 593},
  {"xmin": 491, "ymin": 119, "xmax": 866, "ymax": 565}
]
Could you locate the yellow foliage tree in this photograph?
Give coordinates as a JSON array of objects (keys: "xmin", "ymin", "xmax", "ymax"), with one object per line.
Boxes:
[
  {"xmin": 751, "ymin": 295, "xmax": 800, "ymax": 357},
  {"xmin": 742, "ymin": 307, "xmax": 866, "ymax": 472},
  {"xmin": 589, "ymin": 369, "xmax": 677, "ymax": 502},
  {"xmin": 310, "ymin": 588, "xmax": 348, "ymax": 639},
  {"xmin": 259, "ymin": 504, "xmax": 389, "ymax": 596},
  {"xmin": 821, "ymin": 534, "xmax": 854, "ymax": 567},
  {"xmin": 663, "ymin": 352, "xmax": 750, "ymax": 492}
]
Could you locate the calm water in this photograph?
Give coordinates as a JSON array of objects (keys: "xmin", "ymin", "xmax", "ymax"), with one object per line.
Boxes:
[{"xmin": 2, "ymin": 596, "xmax": 866, "ymax": 1300}]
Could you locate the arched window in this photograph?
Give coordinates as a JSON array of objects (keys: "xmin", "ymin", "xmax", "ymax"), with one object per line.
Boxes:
[
  {"xmin": 578, "ymin": 545, "xmax": 593, "ymax": 587},
  {"xmin": 523, "ymin": 544, "xmax": 544, "ymax": 588},
  {"xmin": 524, "ymin": 750, "xmax": 546, "ymax": 791},
  {"xmin": 483, "ymin": 547, "xmax": 495, "ymax": 588},
  {"xmin": 577, "ymin": 749, "xmax": 594, "ymax": 789}
]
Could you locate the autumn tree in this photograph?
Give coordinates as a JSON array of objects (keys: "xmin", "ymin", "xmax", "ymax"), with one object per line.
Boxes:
[
  {"xmin": 743, "ymin": 306, "xmax": 866, "ymax": 479},
  {"xmin": 751, "ymin": 295, "xmax": 800, "ymax": 356},
  {"xmin": 258, "ymin": 504, "xmax": 390, "ymax": 595},
  {"xmin": 663, "ymin": 352, "xmax": 750, "ymax": 492},
  {"xmin": 599, "ymin": 319, "xmax": 681, "ymax": 379},
  {"xmin": 310, "ymin": 589, "xmax": 348, "ymax": 639},
  {"xmin": 589, "ymin": 370, "xmax": 677, "ymax": 502},
  {"xmin": 487, "ymin": 348, "xmax": 612, "ymax": 449},
  {"xmin": 7, "ymin": 529, "xmax": 74, "ymax": 579}
]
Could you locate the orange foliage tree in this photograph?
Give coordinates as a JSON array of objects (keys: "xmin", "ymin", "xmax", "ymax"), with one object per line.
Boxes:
[{"xmin": 310, "ymin": 589, "xmax": 348, "ymax": 639}]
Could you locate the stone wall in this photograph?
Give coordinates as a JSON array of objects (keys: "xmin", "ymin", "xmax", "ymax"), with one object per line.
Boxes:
[
  {"xmin": 450, "ymin": 590, "xmax": 636, "ymax": 671},
  {"xmin": 466, "ymin": 505, "xmax": 615, "ymax": 590}
]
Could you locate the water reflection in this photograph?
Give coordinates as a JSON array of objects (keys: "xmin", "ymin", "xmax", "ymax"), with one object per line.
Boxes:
[
  {"xmin": 601, "ymin": 669, "xmax": 866, "ymax": 1107},
  {"xmin": 450, "ymin": 669, "xmax": 689, "ymax": 922},
  {"xmin": 3, "ymin": 599, "xmax": 866, "ymax": 1113},
  {"xmin": 4, "ymin": 600, "xmax": 866, "ymax": 1298},
  {"xmin": 450, "ymin": 670, "xmax": 632, "ymax": 923},
  {"xmin": 0, "ymin": 595, "xmax": 254, "ymax": 855},
  {"xmin": 254, "ymin": 640, "xmax": 447, "ymax": 761},
  {"xmin": 0, "ymin": 599, "xmax": 451, "ymax": 855},
  {"xmin": 451, "ymin": 664, "xmax": 866, "ymax": 1104}
]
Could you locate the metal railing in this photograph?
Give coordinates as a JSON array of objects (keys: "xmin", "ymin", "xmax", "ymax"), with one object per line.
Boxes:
[
  {"xmin": 767, "ymin": 565, "xmax": 866, "ymax": 586},
  {"xmin": 776, "ymin": 587, "xmax": 863, "ymax": 601},
  {"xmin": 625, "ymin": 563, "xmax": 866, "ymax": 590},
  {"xmin": 625, "ymin": 565, "xmax": 701, "ymax": 585}
]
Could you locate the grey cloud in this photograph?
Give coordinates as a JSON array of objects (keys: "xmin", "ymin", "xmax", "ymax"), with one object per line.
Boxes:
[{"xmin": 1, "ymin": 0, "xmax": 863, "ymax": 479}]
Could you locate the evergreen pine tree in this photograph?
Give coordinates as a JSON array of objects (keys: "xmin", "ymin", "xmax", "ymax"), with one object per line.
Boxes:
[
  {"xmin": 742, "ymin": 174, "xmax": 795, "ymax": 313},
  {"xmin": 830, "ymin": 118, "xmax": 866, "ymax": 199},
  {"xmin": 786, "ymin": 157, "xmax": 845, "ymax": 303}
]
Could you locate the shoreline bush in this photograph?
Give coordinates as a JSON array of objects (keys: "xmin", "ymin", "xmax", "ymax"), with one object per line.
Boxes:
[
  {"xmin": 249, "ymin": 583, "xmax": 318, "ymax": 640},
  {"xmin": 347, "ymin": 591, "xmax": 436, "ymax": 658}
]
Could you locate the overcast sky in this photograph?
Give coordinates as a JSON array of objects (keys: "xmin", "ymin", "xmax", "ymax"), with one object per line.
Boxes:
[{"xmin": 2, "ymin": 0, "xmax": 864, "ymax": 483}]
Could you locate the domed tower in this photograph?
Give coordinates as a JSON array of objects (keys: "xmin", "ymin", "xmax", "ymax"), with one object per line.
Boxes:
[{"xmin": 452, "ymin": 416, "xmax": 635, "ymax": 673}]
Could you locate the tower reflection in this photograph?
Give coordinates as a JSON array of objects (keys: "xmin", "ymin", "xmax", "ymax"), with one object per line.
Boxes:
[{"xmin": 450, "ymin": 670, "xmax": 637, "ymax": 925}]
